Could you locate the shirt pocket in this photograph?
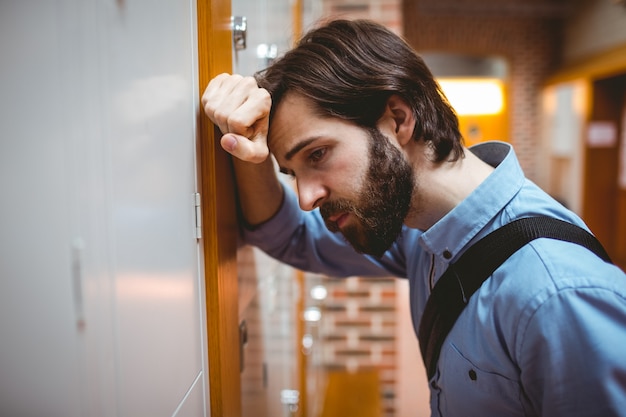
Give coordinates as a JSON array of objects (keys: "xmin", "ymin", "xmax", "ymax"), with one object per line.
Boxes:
[{"xmin": 437, "ymin": 343, "xmax": 526, "ymax": 417}]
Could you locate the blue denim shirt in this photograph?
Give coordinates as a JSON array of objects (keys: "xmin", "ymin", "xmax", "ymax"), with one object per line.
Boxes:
[{"xmin": 244, "ymin": 141, "xmax": 626, "ymax": 416}]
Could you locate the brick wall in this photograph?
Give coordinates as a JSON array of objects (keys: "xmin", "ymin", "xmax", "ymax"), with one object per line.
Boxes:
[
  {"xmin": 402, "ymin": 0, "xmax": 563, "ymax": 181},
  {"xmin": 321, "ymin": 0, "xmax": 402, "ymax": 34},
  {"xmin": 305, "ymin": 274, "xmax": 398, "ymax": 417},
  {"xmin": 311, "ymin": 0, "xmax": 562, "ymax": 181}
]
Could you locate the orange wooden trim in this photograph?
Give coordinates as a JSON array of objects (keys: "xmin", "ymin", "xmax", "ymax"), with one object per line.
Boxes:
[
  {"xmin": 292, "ymin": 0, "xmax": 303, "ymax": 46},
  {"xmin": 197, "ymin": 1, "xmax": 241, "ymax": 416},
  {"xmin": 546, "ymin": 43, "xmax": 626, "ymax": 85}
]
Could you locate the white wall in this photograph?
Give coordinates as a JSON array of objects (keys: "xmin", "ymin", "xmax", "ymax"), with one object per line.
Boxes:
[{"xmin": 0, "ymin": 1, "xmax": 207, "ymax": 416}]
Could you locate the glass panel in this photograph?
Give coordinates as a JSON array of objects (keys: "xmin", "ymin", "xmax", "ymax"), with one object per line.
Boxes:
[
  {"xmin": 231, "ymin": 0, "xmax": 293, "ymax": 76},
  {"xmin": 229, "ymin": 2, "xmax": 306, "ymax": 416}
]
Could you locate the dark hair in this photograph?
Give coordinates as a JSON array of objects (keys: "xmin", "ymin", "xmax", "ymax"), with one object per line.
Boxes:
[{"xmin": 255, "ymin": 19, "xmax": 464, "ymax": 162}]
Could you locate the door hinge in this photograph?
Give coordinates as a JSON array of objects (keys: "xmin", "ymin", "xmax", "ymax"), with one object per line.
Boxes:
[{"xmin": 194, "ymin": 193, "xmax": 202, "ymax": 239}]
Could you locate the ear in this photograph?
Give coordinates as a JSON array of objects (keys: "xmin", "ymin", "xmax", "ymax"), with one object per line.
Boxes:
[{"xmin": 377, "ymin": 94, "xmax": 416, "ymax": 147}]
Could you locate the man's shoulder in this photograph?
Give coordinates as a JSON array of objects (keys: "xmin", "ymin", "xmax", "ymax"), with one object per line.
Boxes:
[{"xmin": 489, "ymin": 238, "xmax": 625, "ymax": 318}]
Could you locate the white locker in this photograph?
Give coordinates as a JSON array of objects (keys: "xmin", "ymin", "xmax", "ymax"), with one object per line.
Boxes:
[{"xmin": 0, "ymin": 1, "xmax": 208, "ymax": 416}]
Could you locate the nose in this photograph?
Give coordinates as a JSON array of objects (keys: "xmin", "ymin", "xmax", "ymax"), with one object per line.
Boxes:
[{"xmin": 296, "ymin": 176, "xmax": 328, "ymax": 211}]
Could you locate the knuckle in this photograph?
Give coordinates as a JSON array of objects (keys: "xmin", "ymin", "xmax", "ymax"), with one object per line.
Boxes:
[
  {"xmin": 203, "ymin": 100, "xmax": 216, "ymax": 114},
  {"xmin": 241, "ymin": 76, "xmax": 258, "ymax": 88},
  {"xmin": 207, "ymin": 73, "xmax": 227, "ymax": 90},
  {"xmin": 211, "ymin": 110, "xmax": 231, "ymax": 132},
  {"xmin": 212, "ymin": 107, "xmax": 227, "ymax": 123},
  {"xmin": 257, "ymin": 87, "xmax": 271, "ymax": 99},
  {"xmin": 253, "ymin": 88, "xmax": 271, "ymax": 107},
  {"xmin": 227, "ymin": 114, "xmax": 250, "ymax": 135},
  {"xmin": 202, "ymin": 93, "xmax": 219, "ymax": 112}
]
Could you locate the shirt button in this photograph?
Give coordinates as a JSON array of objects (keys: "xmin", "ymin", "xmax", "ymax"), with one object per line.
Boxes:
[
  {"xmin": 443, "ymin": 250, "xmax": 452, "ymax": 259},
  {"xmin": 468, "ymin": 369, "xmax": 477, "ymax": 381}
]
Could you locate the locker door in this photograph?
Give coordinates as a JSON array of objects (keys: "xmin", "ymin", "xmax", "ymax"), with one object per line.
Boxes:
[
  {"xmin": 1, "ymin": 1, "xmax": 209, "ymax": 416},
  {"xmin": 0, "ymin": 3, "xmax": 85, "ymax": 415},
  {"xmin": 96, "ymin": 1, "xmax": 206, "ymax": 415}
]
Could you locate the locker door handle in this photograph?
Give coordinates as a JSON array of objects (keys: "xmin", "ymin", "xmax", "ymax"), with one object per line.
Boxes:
[{"xmin": 71, "ymin": 238, "xmax": 86, "ymax": 331}]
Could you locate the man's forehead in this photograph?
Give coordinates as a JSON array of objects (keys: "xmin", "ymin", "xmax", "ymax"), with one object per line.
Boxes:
[
  {"xmin": 268, "ymin": 93, "xmax": 318, "ymax": 153},
  {"xmin": 272, "ymin": 91, "xmax": 317, "ymax": 120}
]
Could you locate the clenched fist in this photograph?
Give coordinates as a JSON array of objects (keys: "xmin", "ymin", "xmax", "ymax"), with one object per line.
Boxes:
[{"xmin": 201, "ymin": 73, "xmax": 271, "ymax": 163}]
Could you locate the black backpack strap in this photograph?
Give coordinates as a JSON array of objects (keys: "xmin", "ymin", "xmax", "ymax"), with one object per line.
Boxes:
[{"xmin": 418, "ymin": 216, "xmax": 612, "ymax": 379}]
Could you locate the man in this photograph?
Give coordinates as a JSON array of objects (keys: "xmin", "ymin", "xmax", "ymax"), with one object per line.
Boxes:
[{"xmin": 202, "ymin": 19, "xmax": 626, "ymax": 417}]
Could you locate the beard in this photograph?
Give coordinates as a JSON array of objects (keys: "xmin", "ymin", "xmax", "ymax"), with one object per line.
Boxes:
[{"xmin": 320, "ymin": 127, "xmax": 415, "ymax": 258}]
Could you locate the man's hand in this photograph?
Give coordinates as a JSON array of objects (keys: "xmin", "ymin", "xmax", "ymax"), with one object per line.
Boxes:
[{"xmin": 201, "ymin": 73, "xmax": 271, "ymax": 163}]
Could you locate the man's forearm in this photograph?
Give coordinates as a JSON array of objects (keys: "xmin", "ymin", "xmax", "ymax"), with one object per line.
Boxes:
[
  {"xmin": 201, "ymin": 74, "xmax": 281, "ymax": 226},
  {"xmin": 233, "ymin": 157, "xmax": 284, "ymax": 227}
]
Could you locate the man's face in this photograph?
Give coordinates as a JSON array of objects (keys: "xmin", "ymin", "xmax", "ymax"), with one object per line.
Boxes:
[
  {"xmin": 270, "ymin": 93, "xmax": 415, "ymax": 257},
  {"xmin": 320, "ymin": 127, "xmax": 414, "ymax": 257}
]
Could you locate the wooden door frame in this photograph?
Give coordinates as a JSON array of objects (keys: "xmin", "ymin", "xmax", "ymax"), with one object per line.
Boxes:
[
  {"xmin": 583, "ymin": 75, "xmax": 626, "ymax": 269},
  {"xmin": 197, "ymin": 0, "xmax": 241, "ymax": 416}
]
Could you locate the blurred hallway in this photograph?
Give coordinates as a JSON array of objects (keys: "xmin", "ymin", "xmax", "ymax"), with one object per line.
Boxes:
[{"xmin": 233, "ymin": 1, "xmax": 626, "ymax": 416}]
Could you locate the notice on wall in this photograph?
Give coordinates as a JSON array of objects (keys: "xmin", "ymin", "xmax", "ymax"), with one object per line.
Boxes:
[{"xmin": 587, "ymin": 121, "xmax": 618, "ymax": 148}]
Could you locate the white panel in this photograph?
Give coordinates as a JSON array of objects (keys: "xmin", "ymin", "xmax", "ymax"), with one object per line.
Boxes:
[
  {"xmin": 172, "ymin": 372, "xmax": 206, "ymax": 417},
  {"xmin": 92, "ymin": 0, "xmax": 204, "ymax": 415},
  {"xmin": 0, "ymin": 2, "xmax": 83, "ymax": 416},
  {"xmin": 0, "ymin": 1, "xmax": 207, "ymax": 416}
]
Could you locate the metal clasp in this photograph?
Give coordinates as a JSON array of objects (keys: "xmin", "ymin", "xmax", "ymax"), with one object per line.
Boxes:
[{"xmin": 231, "ymin": 16, "xmax": 247, "ymax": 51}]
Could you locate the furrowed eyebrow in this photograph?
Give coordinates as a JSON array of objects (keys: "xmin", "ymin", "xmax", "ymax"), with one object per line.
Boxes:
[{"xmin": 284, "ymin": 137, "xmax": 321, "ymax": 161}]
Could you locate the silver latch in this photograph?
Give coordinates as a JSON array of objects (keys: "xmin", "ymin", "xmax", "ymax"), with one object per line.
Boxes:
[
  {"xmin": 280, "ymin": 389, "xmax": 300, "ymax": 416},
  {"xmin": 231, "ymin": 16, "xmax": 247, "ymax": 51}
]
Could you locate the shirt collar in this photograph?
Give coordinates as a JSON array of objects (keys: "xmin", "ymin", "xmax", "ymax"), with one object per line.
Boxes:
[{"xmin": 418, "ymin": 141, "xmax": 526, "ymax": 262}]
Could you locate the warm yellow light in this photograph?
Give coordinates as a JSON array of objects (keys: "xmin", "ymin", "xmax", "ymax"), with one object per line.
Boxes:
[{"xmin": 438, "ymin": 78, "xmax": 505, "ymax": 115}]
